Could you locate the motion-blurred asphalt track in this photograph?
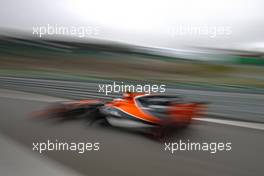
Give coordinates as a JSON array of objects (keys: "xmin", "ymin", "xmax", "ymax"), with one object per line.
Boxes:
[{"xmin": 0, "ymin": 88, "xmax": 263, "ymax": 176}]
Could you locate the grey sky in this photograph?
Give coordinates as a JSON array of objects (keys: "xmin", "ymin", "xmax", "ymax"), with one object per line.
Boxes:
[{"xmin": 0, "ymin": 0, "xmax": 263, "ymax": 51}]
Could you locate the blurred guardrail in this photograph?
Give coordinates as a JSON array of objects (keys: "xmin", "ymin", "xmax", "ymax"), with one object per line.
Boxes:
[{"xmin": 0, "ymin": 76, "xmax": 263, "ymax": 123}]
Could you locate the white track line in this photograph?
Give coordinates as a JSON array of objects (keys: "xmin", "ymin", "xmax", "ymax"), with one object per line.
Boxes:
[
  {"xmin": 0, "ymin": 133, "xmax": 84, "ymax": 176},
  {"xmin": 194, "ymin": 117, "xmax": 264, "ymax": 130},
  {"xmin": 0, "ymin": 89, "xmax": 69, "ymax": 102}
]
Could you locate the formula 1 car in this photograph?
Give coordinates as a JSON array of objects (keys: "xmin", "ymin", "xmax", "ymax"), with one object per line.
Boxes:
[{"xmin": 33, "ymin": 92, "xmax": 206, "ymax": 137}]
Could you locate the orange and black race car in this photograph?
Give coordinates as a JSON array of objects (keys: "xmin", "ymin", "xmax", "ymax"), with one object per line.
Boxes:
[{"xmin": 33, "ymin": 92, "xmax": 206, "ymax": 137}]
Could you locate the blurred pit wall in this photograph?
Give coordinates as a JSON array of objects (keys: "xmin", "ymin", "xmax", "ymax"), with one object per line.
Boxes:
[{"xmin": 0, "ymin": 36, "xmax": 264, "ymax": 91}]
